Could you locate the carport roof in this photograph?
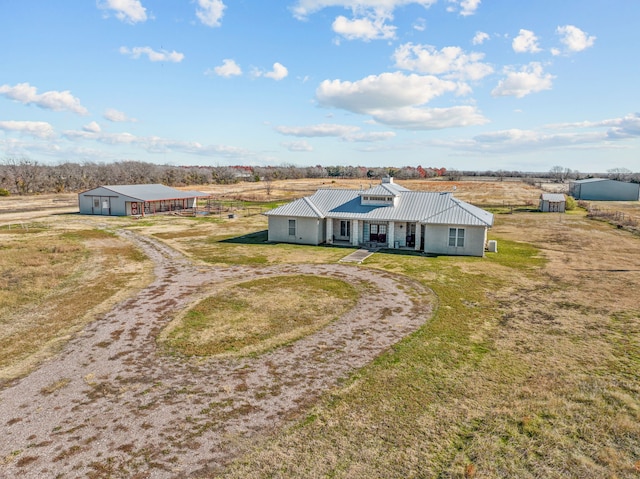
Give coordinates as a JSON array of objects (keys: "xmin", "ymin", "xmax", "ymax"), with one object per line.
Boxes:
[{"xmin": 82, "ymin": 184, "xmax": 209, "ymax": 201}]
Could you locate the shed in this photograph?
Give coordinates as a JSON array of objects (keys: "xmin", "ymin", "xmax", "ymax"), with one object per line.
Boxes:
[
  {"xmin": 570, "ymin": 178, "xmax": 640, "ymax": 201},
  {"xmin": 78, "ymin": 184, "xmax": 209, "ymax": 216},
  {"xmin": 539, "ymin": 193, "xmax": 566, "ymax": 212}
]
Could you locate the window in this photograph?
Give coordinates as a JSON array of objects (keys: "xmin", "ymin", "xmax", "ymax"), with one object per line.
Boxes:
[
  {"xmin": 340, "ymin": 220, "xmax": 350, "ymax": 237},
  {"xmin": 449, "ymin": 228, "xmax": 465, "ymax": 247},
  {"xmin": 288, "ymin": 219, "xmax": 296, "ymax": 236},
  {"xmin": 93, "ymin": 198, "xmax": 100, "ymax": 208}
]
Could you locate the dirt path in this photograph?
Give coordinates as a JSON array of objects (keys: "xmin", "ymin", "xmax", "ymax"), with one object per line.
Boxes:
[{"xmin": 0, "ymin": 230, "xmax": 433, "ymax": 478}]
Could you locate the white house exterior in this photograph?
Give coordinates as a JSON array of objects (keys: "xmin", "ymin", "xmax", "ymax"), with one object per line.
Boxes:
[
  {"xmin": 265, "ymin": 178, "xmax": 494, "ymax": 257},
  {"xmin": 570, "ymin": 178, "xmax": 640, "ymax": 201},
  {"xmin": 78, "ymin": 184, "xmax": 209, "ymax": 216},
  {"xmin": 539, "ymin": 193, "xmax": 566, "ymax": 212}
]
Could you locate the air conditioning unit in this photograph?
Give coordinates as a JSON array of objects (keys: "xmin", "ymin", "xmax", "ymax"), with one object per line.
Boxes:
[{"xmin": 487, "ymin": 240, "xmax": 498, "ymax": 253}]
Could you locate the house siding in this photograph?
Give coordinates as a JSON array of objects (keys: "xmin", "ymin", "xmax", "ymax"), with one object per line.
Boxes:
[
  {"xmin": 267, "ymin": 216, "xmax": 324, "ymax": 245},
  {"xmin": 424, "ymin": 224, "xmax": 487, "ymax": 257}
]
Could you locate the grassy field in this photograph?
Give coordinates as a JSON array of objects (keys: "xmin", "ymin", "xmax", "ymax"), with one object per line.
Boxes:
[
  {"xmin": 159, "ymin": 275, "xmax": 359, "ymax": 358},
  {"xmin": 0, "ymin": 220, "xmax": 152, "ymax": 384},
  {"xmin": 1, "ymin": 179, "xmax": 639, "ymax": 477}
]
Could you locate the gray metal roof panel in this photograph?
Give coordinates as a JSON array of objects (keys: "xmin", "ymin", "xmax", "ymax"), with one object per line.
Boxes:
[
  {"xmin": 541, "ymin": 193, "xmax": 566, "ymax": 201},
  {"xmin": 264, "ymin": 187, "xmax": 493, "ymax": 227},
  {"xmin": 97, "ymin": 184, "xmax": 208, "ymax": 201}
]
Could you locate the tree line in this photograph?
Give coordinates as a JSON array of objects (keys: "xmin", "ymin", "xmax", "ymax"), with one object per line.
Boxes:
[{"xmin": 0, "ymin": 158, "xmax": 637, "ymax": 196}]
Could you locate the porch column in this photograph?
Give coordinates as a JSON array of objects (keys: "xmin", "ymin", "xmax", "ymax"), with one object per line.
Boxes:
[
  {"xmin": 388, "ymin": 222, "xmax": 395, "ymax": 248},
  {"xmin": 351, "ymin": 220, "xmax": 359, "ymax": 246},
  {"xmin": 326, "ymin": 219, "xmax": 333, "ymax": 244},
  {"xmin": 414, "ymin": 222, "xmax": 422, "ymax": 251}
]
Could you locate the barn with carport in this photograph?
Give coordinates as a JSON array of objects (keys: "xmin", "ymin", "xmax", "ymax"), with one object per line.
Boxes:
[{"xmin": 78, "ymin": 184, "xmax": 209, "ymax": 216}]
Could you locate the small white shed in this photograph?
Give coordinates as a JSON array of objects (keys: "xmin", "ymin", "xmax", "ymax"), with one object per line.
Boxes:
[{"xmin": 539, "ymin": 193, "xmax": 566, "ymax": 212}]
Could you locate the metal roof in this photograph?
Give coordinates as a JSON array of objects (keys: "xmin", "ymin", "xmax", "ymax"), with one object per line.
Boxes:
[
  {"xmin": 571, "ymin": 178, "xmax": 610, "ymax": 184},
  {"xmin": 84, "ymin": 184, "xmax": 208, "ymax": 201},
  {"xmin": 360, "ymin": 181, "xmax": 409, "ymax": 197},
  {"xmin": 265, "ymin": 188, "xmax": 493, "ymax": 227},
  {"xmin": 541, "ymin": 193, "xmax": 566, "ymax": 202}
]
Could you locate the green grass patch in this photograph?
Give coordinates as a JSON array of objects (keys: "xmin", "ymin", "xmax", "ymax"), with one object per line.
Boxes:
[
  {"xmin": 159, "ymin": 275, "xmax": 359, "ymax": 358},
  {"xmin": 485, "ymin": 238, "xmax": 547, "ymax": 271}
]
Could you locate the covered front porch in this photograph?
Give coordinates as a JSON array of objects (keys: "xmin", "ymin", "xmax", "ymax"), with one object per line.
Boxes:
[{"xmin": 326, "ymin": 218, "xmax": 423, "ymax": 251}]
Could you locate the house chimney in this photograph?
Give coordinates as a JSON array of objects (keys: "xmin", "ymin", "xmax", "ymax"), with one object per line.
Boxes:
[{"xmin": 382, "ymin": 176, "xmax": 394, "ymax": 184}]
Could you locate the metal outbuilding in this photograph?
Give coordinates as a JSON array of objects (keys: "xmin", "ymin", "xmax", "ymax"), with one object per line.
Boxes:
[
  {"xmin": 78, "ymin": 184, "xmax": 209, "ymax": 216},
  {"xmin": 570, "ymin": 178, "xmax": 640, "ymax": 201},
  {"xmin": 539, "ymin": 193, "xmax": 566, "ymax": 212}
]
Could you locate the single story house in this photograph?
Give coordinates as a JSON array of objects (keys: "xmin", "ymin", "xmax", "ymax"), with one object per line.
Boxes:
[
  {"xmin": 570, "ymin": 178, "xmax": 640, "ymax": 201},
  {"xmin": 78, "ymin": 184, "xmax": 209, "ymax": 216},
  {"xmin": 264, "ymin": 178, "xmax": 494, "ymax": 257},
  {"xmin": 539, "ymin": 193, "xmax": 566, "ymax": 212}
]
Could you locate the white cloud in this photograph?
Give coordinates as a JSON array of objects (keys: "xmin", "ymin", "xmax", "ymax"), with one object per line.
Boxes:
[
  {"xmin": 97, "ymin": 0, "xmax": 147, "ymax": 24},
  {"xmin": 119, "ymin": 46, "xmax": 184, "ymax": 62},
  {"xmin": 196, "ymin": 0, "xmax": 226, "ymax": 27},
  {"xmin": 209, "ymin": 59, "xmax": 242, "ymax": 77},
  {"xmin": 281, "ymin": 140, "xmax": 314, "ymax": 152},
  {"xmin": 393, "ymin": 43, "xmax": 493, "ymax": 80},
  {"xmin": 276, "ymin": 123, "xmax": 396, "ymax": 141},
  {"xmin": 491, "ymin": 62, "xmax": 554, "ymax": 98},
  {"xmin": 448, "ymin": 0, "xmax": 481, "ymax": 16},
  {"xmin": 512, "ymin": 29, "xmax": 541, "ymax": 53},
  {"xmin": 291, "ymin": 1, "xmax": 438, "ymax": 20},
  {"xmin": 104, "ymin": 108, "xmax": 135, "ymax": 122},
  {"xmin": 83, "ymin": 121, "xmax": 102, "ymax": 133},
  {"xmin": 0, "ymin": 82, "xmax": 88, "ymax": 115},
  {"xmin": 255, "ymin": 62, "xmax": 289, "ymax": 80},
  {"xmin": 556, "ymin": 25, "xmax": 596, "ymax": 53},
  {"xmin": 332, "ymin": 14, "xmax": 396, "ymax": 41},
  {"xmin": 368, "ymin": 105, "xmax": 487, "ymax": 129},
  {"xmin": 0, "ymin": 120, "xmax": 55, "ymax": 139},
  {"xmin": 277, "ymin": 124, "xmax": 360, "ymax": 137},
  {"xmin": 472, "ymin": 31, "xmax": 489, "ymax": 45},
  {"xmin": 316, "ymin": 72, "xmax": 466, "ymax": 114}
]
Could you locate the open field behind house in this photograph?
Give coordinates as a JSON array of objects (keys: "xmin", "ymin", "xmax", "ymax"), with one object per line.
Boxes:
[{"xmin": 1, "ymin": 180, "xmax": 639, "ymax": 478}]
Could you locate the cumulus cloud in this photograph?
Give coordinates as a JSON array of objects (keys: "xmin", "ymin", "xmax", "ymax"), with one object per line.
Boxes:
[
  {"xmin": 393, "ymin": 43, "xmax": 493, "ymax": 80},
  {"xmin": 276, "ymin": 123, "xmax": 396, "ymax": 142},
  {"xmin": 291, "ymin": 0, "xmax": 438, "ymax": 20},
  {"xmin": 556, "ymin": 25, "xmax": 596, "ymax": 53},
  {"xmin": 332, "ymin": 14, "xmax": 396, "ymax": 41},
  {"xmin": 0, "ymin": 82, "xmax": 88, "ymax": 115},
  {"xmin": 368, "ymin": 105, "xmax": 487, "ymax": 130},
  {"xmin": 119, "ymin": 46, "xmax": 184, "ymax": 62},
  {"xmin": 209, "ymin": 59, "xmax": 242, "ymax": 77},
  {"xmin": 491, "ymin": 62, "xmax": 554, "ymax": 98},
  {"xmin": 104, "ymin": 108, "xmax": 136, "ymax": 122},
  {"xmin": 316, "ymin": 72, "xmax": 466, "ymax": 113},
  {"xmin": 512, "ymin": 29, "xmax": 541, "ymax": 53},
  {"xmin": 472, "ymin": 31, "xmax": 489, "ymax": 45},
  {"xmin": 254, "ymin": 62, "xmax": 289, "ymax": 80},
  {"xmin": 447, "ymin": 0, "xmax": 481, "ymax": 16},
  {"xmin": 0, "ymin": 120, "xmax": 55, "ymax": 139},
  {"xmin": 196, "ymin": 0, "xmax": 226, "ymax": 27},
  {"xmin": 83, "ymin": 121, "xmax": 102, "ymax": 133},
  {"xmin": 281, "ymin": 140, "xmax": 313, "ymax": 152},
  {"xmin": 97, "ymin": 0, "xmax": 147, "ymax": 24}
]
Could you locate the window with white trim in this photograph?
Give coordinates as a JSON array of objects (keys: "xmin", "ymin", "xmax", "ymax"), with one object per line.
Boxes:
[
  {"xmin": 448, "ymin": 228, "xmax": 465, "ymax": 247},
  {"xmin": 288, "ymin": 219, "xmax": 296, "ymax": 236}
]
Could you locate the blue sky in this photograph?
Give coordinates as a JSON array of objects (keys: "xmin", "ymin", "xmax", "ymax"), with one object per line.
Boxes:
[{"xmin": 1, "ymin": 0, "xmax": 639, "ymax": 172}]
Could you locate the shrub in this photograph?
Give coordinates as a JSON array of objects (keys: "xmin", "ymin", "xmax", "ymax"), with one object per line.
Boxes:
[
  {"xmin": 0, "ymin": 188, "xmax": 9, "ymax": 196},
  {"xmin": 565, "ymin": 196, "xmax": 577, "ymax": 211}
]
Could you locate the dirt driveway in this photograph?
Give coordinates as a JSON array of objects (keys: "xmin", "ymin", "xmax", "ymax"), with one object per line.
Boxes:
[{"xmin": 0, "ymin": 229, "xmax": 432, "ymax": 478}]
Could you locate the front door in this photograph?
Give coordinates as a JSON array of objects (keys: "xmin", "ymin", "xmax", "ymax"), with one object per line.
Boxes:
[
  {"xmin": 406, "ymin": 223, "xmax": 416, "ymax": 247},
  {"xmin": 339, "ymin": 220, "xmax": 351, "ymax": 240},
  {"xmin": 100, "ymin": 197, "xmax": 111, "ymax": 215},
  {"xmin": 370, "ymin": 224, "xmax": 387, "ymax": 244}
]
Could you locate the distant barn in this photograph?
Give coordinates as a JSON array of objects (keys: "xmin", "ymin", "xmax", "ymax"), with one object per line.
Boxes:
[
  {"xmin": 539, "ymin": 193, "xmax": 566, "ymax": 212},
  {"xmin": 78, "ymin": 184, "xmax": 209, "ymax": 216},
  {"xmin": 570, "ymin": 178, "xmax": 640, "ymax": 201}
]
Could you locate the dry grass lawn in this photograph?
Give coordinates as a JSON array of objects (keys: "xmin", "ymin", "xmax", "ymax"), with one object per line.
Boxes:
[
  {"xmin": 159, "ymin": 275, "xmax": 358, "ymax": 357},
  {"xmin": 1, "ymin": 179, "xmax": 639, "ymax": 478}
]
